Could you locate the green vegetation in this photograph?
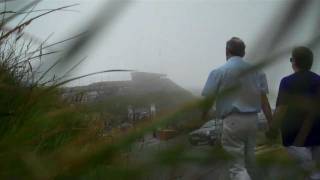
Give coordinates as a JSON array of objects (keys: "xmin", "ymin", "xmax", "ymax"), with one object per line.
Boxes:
[{"xmin": 0, "ymin": 1, "xmax": 318, "ymax": 179}]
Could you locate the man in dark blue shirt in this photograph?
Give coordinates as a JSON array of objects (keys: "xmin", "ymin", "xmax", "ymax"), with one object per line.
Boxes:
[{"xmin": 269, "ymin": 46, "xmax": 320, "ymax": 179}]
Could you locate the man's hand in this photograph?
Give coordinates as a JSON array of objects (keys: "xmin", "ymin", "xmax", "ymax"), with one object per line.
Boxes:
[
  {"xmin": 261, "ymin": 93, "xmax": 273, "ymax": 125},
  {"xmin": 265, "ymin": 127, "xmax": 279, "ymax": 140},
  {"xmin": 265, "ymin": 106, "xmax": 286, "ymax": 144},
  {"xmin": 265, "ymin": 127, "xmax": 280, "ymax": 146}
]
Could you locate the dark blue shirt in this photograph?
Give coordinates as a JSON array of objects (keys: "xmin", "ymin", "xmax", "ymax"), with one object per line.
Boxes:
[{"xmin": 277, "ymin": 70, "xmax": 320, "ymax": 146}]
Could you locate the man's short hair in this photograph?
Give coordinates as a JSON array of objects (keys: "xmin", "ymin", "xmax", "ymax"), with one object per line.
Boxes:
[
  {"xmin": 226, "ymin": 37, "xmax": 246, "ymax": 57},
  {"xmin": 292, "ymin": 46, "xmax": 313, "ymax": 70}
]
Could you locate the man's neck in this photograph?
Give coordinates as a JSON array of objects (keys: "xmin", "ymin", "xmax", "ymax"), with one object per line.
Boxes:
[
  {"xmin": 294, "ymin": 69, "xmax": 309, "ymax": 73},
  {"xmin": 227, "ymin": 56, "xmax": 242, "ymax": 61}
]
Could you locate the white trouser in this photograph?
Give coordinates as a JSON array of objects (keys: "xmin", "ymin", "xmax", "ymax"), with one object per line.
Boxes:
[
  {"xmin": 221, "ymin": 113, "xmax": 258, "ymax": 180},
  {"xmin": 286, "ymin": 146, "xmax": 320, "ymax": 180}
]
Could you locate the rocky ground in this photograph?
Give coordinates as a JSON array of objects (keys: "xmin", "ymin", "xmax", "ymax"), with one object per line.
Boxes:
[{"xmin": 127, "ymin": 133, "xmax": 305, "ymax": 180}]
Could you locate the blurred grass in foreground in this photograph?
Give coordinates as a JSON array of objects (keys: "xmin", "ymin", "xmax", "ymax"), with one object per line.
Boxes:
[{"xmin": 0, "ymin": 0, "xmax": 319, "ymax": 179}]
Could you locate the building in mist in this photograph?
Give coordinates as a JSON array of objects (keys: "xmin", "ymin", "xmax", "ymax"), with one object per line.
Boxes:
[{"xmin": 62, "ymin": 72, "xmax": 191, "ymax": 104}]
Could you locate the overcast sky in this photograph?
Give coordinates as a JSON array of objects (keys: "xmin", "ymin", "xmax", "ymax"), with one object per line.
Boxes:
[{"xmin": 3, "ymin": 0, "xmax": 319, "ymax": 103}]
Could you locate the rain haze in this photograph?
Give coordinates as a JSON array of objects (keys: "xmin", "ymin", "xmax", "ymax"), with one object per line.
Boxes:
[
  {"xmin": 2, "ymin": 1, "xmax": 320, "ymax": 178},
  {"xmin": 7, "ymin": 0, "xmax": 319, "ymax": 104}
]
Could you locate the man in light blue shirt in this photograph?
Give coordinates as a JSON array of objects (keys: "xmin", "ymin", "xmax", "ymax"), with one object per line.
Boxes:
[{"xmin": 202, "ymin": 37, "xmax": 272, "ymax": 180}]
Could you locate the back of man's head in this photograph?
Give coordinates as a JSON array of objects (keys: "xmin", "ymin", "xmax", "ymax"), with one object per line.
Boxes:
[
  {"xmin": 226, "ymin": 37, "xmax": 246, "ymax": 57},
  {"xmin": 292, "ymin": 46, "xmax": 313, "ymax": 70}
]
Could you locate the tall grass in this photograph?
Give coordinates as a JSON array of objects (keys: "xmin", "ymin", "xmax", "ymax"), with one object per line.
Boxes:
[{"xmin": 0, "ymin": 0, "xmax": 319, "ymax": 179}]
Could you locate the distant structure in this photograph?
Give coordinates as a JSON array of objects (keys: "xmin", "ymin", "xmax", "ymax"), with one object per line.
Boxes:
[
  {"xmin": 62, "ymin": 72, "xmax": 188, "ymax": 104},
  {"xmin": 61, "ymin": 72, "xmax": 194, "ymax": 133},
  {"xmin": 127, "ymin": 104, "xmax": 157, "ymax": 122}
]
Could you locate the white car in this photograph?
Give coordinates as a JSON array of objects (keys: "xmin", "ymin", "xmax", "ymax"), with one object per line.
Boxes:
[{"xmin": 188, "ymin": 119, "xmax": 222, "ymax": 146}]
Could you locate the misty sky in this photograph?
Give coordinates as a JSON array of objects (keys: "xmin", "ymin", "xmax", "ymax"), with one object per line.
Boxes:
[{"xmin": 4, "ymin": 0, "xmax": 319, "ymax": 103}]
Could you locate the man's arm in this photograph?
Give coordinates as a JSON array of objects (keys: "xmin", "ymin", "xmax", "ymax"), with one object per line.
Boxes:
[
  {"xmin": 265, "ymin": 77, "xmax": 288, "ymax": 140},
  {"xmin": 293, "ymin": 114, "xmax": 314, "ymax": 146},
  {"xmin": 293, "ymin": 95, "xmax": 318, "ymax": 146},
  {"xmin": 201, "ymin": 70, "xmax": 221, "ymax": 120},
  {"xmin": 266, "ymin": 105, "xmax": 287, "ymax": 139},
  {"xmin": 261, "ymin": 93, "xmax": 273, "ymax": 126},
  {"xmin": 201, "ymin": 95, "xmax": 215, "ymax": 121},
  {"xmin": 257, "ymin": 71, "xmax": 272, "ymax": 124}
]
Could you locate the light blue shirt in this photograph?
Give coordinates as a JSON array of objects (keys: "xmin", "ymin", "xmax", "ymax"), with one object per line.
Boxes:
[{"xmin": 202, "ymin": 56, "xmax": 269, "ymax": 118}]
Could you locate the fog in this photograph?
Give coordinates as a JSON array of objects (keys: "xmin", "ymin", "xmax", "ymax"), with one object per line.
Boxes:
[{"xmin": 5, "ymin": 0, "xmax": 320, "ymax": 104}]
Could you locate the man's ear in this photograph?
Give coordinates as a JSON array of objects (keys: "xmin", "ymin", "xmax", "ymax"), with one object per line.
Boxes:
[
  {"xmin": 226, "ymin": 49, "xmax": 230, "ymax": 60},
  {"xmin": 292, "ymin": 63, "xmax": 298, "ymax": 72}
]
